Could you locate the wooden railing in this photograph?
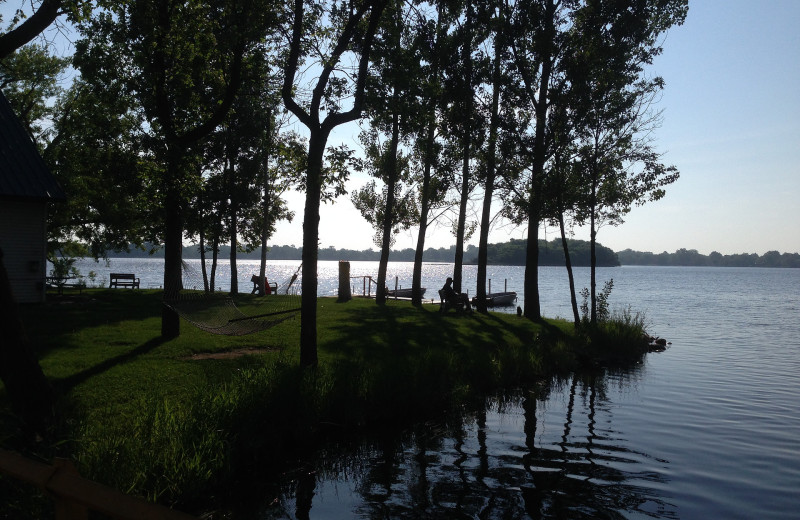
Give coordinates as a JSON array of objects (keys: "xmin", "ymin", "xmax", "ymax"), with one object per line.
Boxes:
[
  {"xmin": 0, "ymin": 448, "xmax": 196, "ymax": 520},
  {"xmin": 350, "ymin": 275, "xmax": 414, "ymax": 298},
  {"xmin": 350, "ymin": 275, "xmax": 379, "ymax": 297}
]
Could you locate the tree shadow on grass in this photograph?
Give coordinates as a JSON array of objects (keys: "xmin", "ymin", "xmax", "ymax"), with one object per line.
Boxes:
[
  {"xmin": 52, "ymin": 336, "xmax": 167, "ymax": 394},
  {"xmin": 323, "ymin": 303, "xmax": 475, "ymax": 361},
  {"xmin": 35, "ymin": 289, "xmax": 162, "ymax": 321},
  {"xmin": 19, "ymin": 290, "xmax": 165, "ymax": 356}
]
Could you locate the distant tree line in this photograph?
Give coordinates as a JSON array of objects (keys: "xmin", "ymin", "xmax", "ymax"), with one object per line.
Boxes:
[
  {"xmin": 617, "ymin": 248, "xmax": 800, "ymax": 268},
  {"xmin": 466, "ymin": 239, "xmax": 619, "ymax": 267},
  {"xmin": 120, "ymin": 242, "xmax": 478, "ymax": 263},
  {"xmin": 118, "ymin": 238, "xmax": 621, "ymax": 266}
]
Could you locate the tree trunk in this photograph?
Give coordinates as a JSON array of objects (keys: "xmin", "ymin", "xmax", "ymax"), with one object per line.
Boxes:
[
  {"xmin": 259, "ymin": 184, "xmax": 270, "ymax": 297},
  {"xmin": 453, "ymin": 2, "xmax": 473, "ymax": 294},
  {"xmin": 590, "ymin": 168, "xmax": 598, "ymax": 324},
  {"xmin": 412, "ymin": 7, "xmax": 442, "ymax": 308},
  {"xmin": 412, "ymin": 120, "xmax": 434, "ymax": 307},
  {"xmin": 522, "ymin": 0, "xmax": 556, "ymax": 321},
  {"xmin": 211, "ymin": 235, "xmax": 219, "ymax": 293},
  {"xmin": 281, "ymin": 0, "xmax": 386, "ymax": 367},
  {"xmin": 523, "ymin": 212, "xmax": 541, "ymax": 319},
  {"xmin": 0, "ymin": 0, "xmax": 61, "ymax": 60},
  {"xmin": 161, "ymin": 183, "xmax": 183, "ymax": 339},
  {"xmin": 227, "ymin": 141, "xmax": 239, "ymax": 296},
  {"xmin": 300, "ymin": 132, "xmax": 328, "ymax": 367},
  {"xmin": 259, "ymin": 111, "xmax": 274, "ymax": 297},
  {"xmin": 229, "ymin": 212, "xmax": 238, "ymax": 296},
  {"xmin": 558, "ymin": 209, "xmax": 580, "ymax": 328},
  {"xmin": 376, "ymin": 105, "xmax": 400, "ymax": 306},
  {"xmin": 199, "ymin": 205, "xmax": 209, "ymax": 293},
  {"xmin": 476, "ymin": 13, "xmax": 503, "ymax": 314}
]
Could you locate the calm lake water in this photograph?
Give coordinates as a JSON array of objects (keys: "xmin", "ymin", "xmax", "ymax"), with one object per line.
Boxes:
[{"xmin": 70, "ymin": 259, "xmax": 800, "ymax": 519}]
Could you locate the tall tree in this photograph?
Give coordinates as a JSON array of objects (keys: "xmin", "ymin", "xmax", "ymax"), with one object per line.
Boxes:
[
  {"xmin": 475, "ymin": 0, "xmax": 510, "ymax": 313},
  {"xmin": 409, "ymin": 1, "xmax": 450, "ymax": 307},
  {"xmin": 46, "ymin": 78, "xmax": 153, "ymax": 259},
  {"xmin": 448, "ymin": 0, "xmax": 477, "ymax": 294},
  {"xmin": 566, "ymin": 0, "xmax": 686, "ymax": 323},
  {"xmin": 506, "ymin": 0, "xmax": 566, "ymax": 320},
  {"xmin": 0, "ymin": 44, "xmax": 149, "ymax": 261},
  {"xmin": 282, "ymin": 0, "xmax": 387, "ymax": 366},
  {"xmin": 256, "ymin": 123, "xmax": 305, "ymax": 296},
  {"xmin": 547, "ymin": 128, "xmax": 584, "ymax": 327},
  {"xmin": 75, "ymin": 0, "xmax": 271, "ymax": 337},
  {"xmin": 356, "ymin": 0, "xmax": 421, "ymax": 306}
]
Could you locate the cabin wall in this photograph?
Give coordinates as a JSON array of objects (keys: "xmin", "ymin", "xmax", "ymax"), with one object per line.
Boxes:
[{"xmin": 0, "ymin": 198, "xmax": 47, "ymax": 303}]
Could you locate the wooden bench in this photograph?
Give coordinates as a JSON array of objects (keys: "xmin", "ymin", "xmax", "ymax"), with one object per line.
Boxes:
[
  {"xmin": 46, "ymin": 276, "xmax": 84, "ymax": 295},
  {"xmin": 109, "ymin": 273, "xmax": 140, "ymax": 289}
]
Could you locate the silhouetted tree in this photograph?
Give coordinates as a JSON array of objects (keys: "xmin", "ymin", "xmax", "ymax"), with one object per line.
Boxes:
[{"xmin": 282, "ymin": 0, "xmax": 387, "ymax": 366}]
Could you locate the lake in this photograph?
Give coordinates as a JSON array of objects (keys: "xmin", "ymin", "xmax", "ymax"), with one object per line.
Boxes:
[{"xmin": 69, "ymin": 258, "xmax": 800, "ymax": 518}]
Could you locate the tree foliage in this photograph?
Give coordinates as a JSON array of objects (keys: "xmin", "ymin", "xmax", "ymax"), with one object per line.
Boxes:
[{"xmin": 0, "ymin": 43, "xmax": 68, "ymax": 141}]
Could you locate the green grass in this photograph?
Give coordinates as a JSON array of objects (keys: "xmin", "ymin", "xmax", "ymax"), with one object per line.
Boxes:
[{"xmin": 1, "ymin": 289, "xmax": 646, "ymax": 513}]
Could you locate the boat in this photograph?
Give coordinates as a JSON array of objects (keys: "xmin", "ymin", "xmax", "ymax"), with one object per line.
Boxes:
[
  {"xmin": 386, "ymin": 287, "xmax": 426, "ymax": 298},
  {"xmin": 472, "ymin": 291, "xmax": 518, "ymax": 307}
]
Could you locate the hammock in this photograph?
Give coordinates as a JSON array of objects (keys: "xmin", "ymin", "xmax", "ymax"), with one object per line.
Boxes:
[{"xmin": 163, "ymin": 262, "xmax": 302, "ymax": 336}]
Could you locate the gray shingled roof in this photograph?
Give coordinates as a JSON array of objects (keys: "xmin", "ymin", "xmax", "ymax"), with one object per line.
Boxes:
[{"xmin": 0, "ymin": 89, "xmax": 65, "ymax": 201}]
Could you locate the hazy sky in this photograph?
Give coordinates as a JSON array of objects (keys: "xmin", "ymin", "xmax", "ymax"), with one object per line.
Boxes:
[{"xmin": 271, "ymin": 0, "xmax": 800, "ymax": 255}]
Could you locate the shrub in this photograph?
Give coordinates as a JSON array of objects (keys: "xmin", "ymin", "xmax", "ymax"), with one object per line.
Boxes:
[{"xmin": 585, "ymin": 306, "xmax": 651, "ymax": 361}]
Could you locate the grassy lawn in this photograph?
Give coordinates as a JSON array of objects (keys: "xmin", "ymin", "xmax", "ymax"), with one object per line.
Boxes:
[{"xmin": 2, "ymin": 288, "xmax": 619, "ymax": 513}]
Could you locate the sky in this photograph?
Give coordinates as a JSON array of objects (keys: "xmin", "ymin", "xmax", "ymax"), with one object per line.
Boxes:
[
  {"xmin": 3, "ymin": 0, "xmax": 799, "ymax": 256},
  {"xmin": 271, "ymin": 0, "xmax": 800, "ymax": 256}
]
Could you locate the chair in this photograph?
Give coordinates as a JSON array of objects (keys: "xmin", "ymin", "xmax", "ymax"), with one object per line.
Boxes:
[{"xmin": 438, "ymin": 289, "xmax": 470, "ymax": 314}]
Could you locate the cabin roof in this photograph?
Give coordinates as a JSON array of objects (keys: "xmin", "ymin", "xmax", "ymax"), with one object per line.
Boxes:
[{"xmin": 0, "ymin": 89, "xmax": 65, "ymax": 201}]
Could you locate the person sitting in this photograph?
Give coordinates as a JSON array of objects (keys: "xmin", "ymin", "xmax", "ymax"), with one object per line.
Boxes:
[
  {"xmin": 441, "ymin": 277, "xmax": 472, "ymax": 313},
  {"xmin": 250, "ymin": 274, "xmax": 272, "ymax": 296}
]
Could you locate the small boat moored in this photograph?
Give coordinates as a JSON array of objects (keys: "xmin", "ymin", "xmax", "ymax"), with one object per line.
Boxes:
[
  {"xmin": 386, "ymin": 287, "xmax": 426, "ymax": 299},
  {"xmin": 472, "ymin": 291, "xmax": 518, "ymax": 307}
]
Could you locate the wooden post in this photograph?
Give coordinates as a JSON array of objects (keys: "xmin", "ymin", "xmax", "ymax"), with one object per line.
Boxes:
[
  {"xmin": 0, "ymin": 449, "xmax": 197, "ymax": 520},
  {"xmin": 53, "ymin": 459, "xmax": 88, "ymax": 520},
  {"xmin": 338, "ymin": 261, "xmax": 351, "ymax": 302}
]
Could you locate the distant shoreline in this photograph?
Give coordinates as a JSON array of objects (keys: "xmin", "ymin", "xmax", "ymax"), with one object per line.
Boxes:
[{"xmin": 86, "ymin": 239, "xmax": 800, "ymax": 269}]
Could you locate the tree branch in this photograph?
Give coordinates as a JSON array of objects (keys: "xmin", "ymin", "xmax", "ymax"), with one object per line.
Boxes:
[
  {"xmin": 0, "ymin": 0, "xmax": 63, "ymax": 60},
  {"xmin": 281, "ymin": 0, "xmax": 315, "ymax": 129},
  {"xmin": 323, "ymin": 0, "xmax": 387, "ymax": 132}
]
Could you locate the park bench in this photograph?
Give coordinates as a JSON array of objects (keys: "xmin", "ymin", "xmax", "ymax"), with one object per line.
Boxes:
[
  {"xmin": 109, "ymin": 273, "xmax": 140, "ymax": 289},
  {"xmin": 46, "ymin": 276, "xmax": 84, "ymax": 295}
]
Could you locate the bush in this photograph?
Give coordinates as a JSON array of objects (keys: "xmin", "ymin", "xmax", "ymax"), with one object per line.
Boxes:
[{"xmin": 583, "ymin": 306, "xmax": 650, "ymax": 361}]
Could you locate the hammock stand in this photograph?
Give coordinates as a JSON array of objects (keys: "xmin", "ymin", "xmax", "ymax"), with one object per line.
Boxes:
[{"xmin": 163, "ymin": 263, "xmax": 302, "ymax": 336}]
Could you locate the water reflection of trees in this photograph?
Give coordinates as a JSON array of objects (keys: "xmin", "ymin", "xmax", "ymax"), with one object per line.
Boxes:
[{"xmin": 272, "ymin": 365, "xmax": 677, "ymax": 519}]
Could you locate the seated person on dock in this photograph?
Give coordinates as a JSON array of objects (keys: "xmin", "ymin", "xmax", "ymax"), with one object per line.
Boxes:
[
  {"xmin": 441, "ymin": 277, "xmax": 472, "ymax": 313},
  {"xmin": 250, "ymin": 274, "xmax": 272, "ymax": 296}
]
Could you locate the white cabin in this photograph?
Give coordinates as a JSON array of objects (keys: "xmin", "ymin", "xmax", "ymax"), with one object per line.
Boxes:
[{"xmin": 0, "ymin": 90, "xmax": 65, "ymax": 303}]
